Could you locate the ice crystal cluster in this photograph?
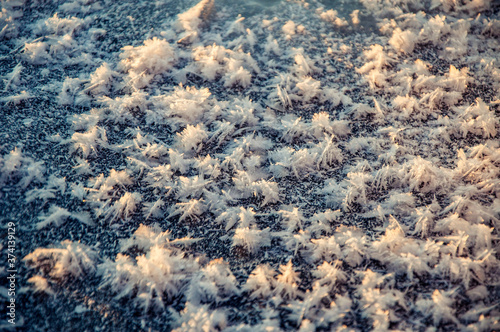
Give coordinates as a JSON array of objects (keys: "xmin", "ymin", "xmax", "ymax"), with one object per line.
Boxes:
[{"xmin": 1, "ymin": 0, "xmax": 499, "ymax": 330}]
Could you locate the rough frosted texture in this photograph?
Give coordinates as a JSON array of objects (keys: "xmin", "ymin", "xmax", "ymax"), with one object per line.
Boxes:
[{"xmin": 2, "ymin": 0, "xmax": 498, "ymax": 330}]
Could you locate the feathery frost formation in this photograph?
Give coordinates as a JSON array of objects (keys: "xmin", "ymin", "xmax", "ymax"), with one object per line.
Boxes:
[{"xmin": 1, "ymin": 0, "xmax": 499, "ymax": 330}]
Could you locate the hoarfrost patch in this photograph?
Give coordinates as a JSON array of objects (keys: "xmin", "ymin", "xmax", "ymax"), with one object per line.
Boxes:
[{"xmin": 3, "ymin": 0, "xmax": 499, "ymax": 330}]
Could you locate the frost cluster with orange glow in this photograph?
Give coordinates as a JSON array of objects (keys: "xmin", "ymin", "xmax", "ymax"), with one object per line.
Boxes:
[{"xmin": 1, "ymin": 0, "xmax": 499, "ymax": 330}]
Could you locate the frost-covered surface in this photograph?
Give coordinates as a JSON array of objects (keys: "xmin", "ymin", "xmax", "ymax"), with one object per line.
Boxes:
[{"xmin": 1, "ymin": 0, "xmax": 500, "ymax": 330}]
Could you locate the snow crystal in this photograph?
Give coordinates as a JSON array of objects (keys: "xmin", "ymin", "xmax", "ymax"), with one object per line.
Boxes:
[
  {"xmin": 119, "ymin": 37, "xmax": 176, "ymax": 89},
  {"xmin": 24, "ymin": 240, "xmax": 98, "ymax": 280}
]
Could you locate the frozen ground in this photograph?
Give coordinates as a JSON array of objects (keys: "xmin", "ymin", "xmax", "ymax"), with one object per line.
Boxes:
[{"xmin": 1, "ymin": 0, "xmax": 499, "ymax": 331}]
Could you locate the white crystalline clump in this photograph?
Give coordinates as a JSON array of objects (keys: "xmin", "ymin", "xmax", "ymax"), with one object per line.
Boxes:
[
  {"xmin": 71, "ymin": 126, "xmax": 108, "ymax": 158},
  {"xmin": 169, "ymin": 198, "xmax": 206, "ymax": 223},
  {"xmin": 98, "ymin": 245, "xmax": 199, "ymax": 312},
  {"xmin": 264, "ymin": 35, "xmax": 281, "ymax": 56},
  {"xmin": 282, "ymin": 20, "xmax": 296, "ymax": 36},
  {"xmin": 439, "ymin": 0, "xmax": 491, "ymax": 14},
  {"xmin": 36, "ymin": 13, "xmax": 84, "ymax": 36},
  {"xmin": 250, "ymin": 179, "xmax": 280, "ymax": 206},
  {"xmin": 190, "ymin": 43, "xmax": 259, "ymax": 87},
  {"xmin": 27, "ymin": 275, "xmax": 54, "ymax": 296},
  {"xmin": 442, "ymin": 19, "xmax": 470, "ymax": 58},
  {"xmin": 1, "ymin": 90, "xmax": 32, "ymax": 105},
  {"xmin": 224, "ymin": 66, "xmax": 252, "ymax": 88},
  {"xmin": 286, "ymin": 285, "xmax": 329, "ymax": 325},
  {"xmin": 177, "ymin": 175, "xmax": 212, "ymax": 200},
  {"xmin": 402, "ymin": 156, "xmax": 449, "ymax": 194},
  {"xmin": 119, "ymin": 37, "xmax": 176, "ymax": 74},
  {"xmin": 357, "ymin": 44, "xmax": 395, "ymax": 74},
  {"xmin": 152, "ymin": 84, "xmax": 211, "ymax": 127},
  {"xmin": 145, "ymin": 165, "xmax": 174, "ymax": 193},
  {"xmin": 482, "ymin": 18, "xmax": 500, "ymax": 37},
  {"xmin": 0, "ymin": 147, "xmax": 24, "ymax": 178},
  {"xmin": 436, "ymin": 252, "xmax": 489, "ymax": 289},
  {"xmin": 176, "ymin": 124, "xmax": 208, "ymax": 153},
  {"xmin": 316, "ymin": 295, "xmax": 352, "ymax": 329},
  {"xmin": 414, "ymin": 15, "xmax": 470, "ymax": 58},
  {"xmin": 36, "ymin": 205, "xmax": 71, "ymax": 229},
  {"xmin": 381, "ymin": 191, "xmax": 415, "ymax": 216},
  {"xmin": 269, "ymin": 147, "xmax": 317, "ymax": 179},
  {"xmin": 345, "ymin": 136, "xmax": 372, "ymax": 154},
  {"xmin": 102, "ymin": 90, "xmax": 149, "ymax": 123},
  {"xmin": 459, "ymin": 98, "xmax": 498, "ymax": 138},
  {"xmin": 351, "ymin": 10, "xmax": 360, "ymax": 25},
  {"xmin": 442, "ymin": 65, "xmax": 470, "ymax": 93},
  {"xmin": 19, "ymin": 160, "xmax": 46, "ymax": 189},
  {"xmin": 176, "ymin": 0, "xmax": 214, "ymax": 44},
  {"xmin": 186, "ymin": 258, "xmax": 238, "ymax": 305},
  {"xmin": 389, "ymin": 28, "xmax": 417, "ymax": 54},
  {"xmin": 168, "ymin": 148, "xmax": 193, "ymax": 174},
  {"xmin": 355, "ymin": 269, "xmax": 406, "ymax": 331},
  {"xmin": 172, "ymin": 302, "xmax": 227, "ymax": 332},
  {"xmin": 318, "ymin": 178, "xmax": 345, "ymax": 207},
  {"xmin": 307, "ymin": 209, "xmax": 341, "ymax": 236},
  {"xmin": 87, "ymin": 62, "xmax": 117, "ymax": 96},
  {"xmin": 24, "ymin": 240, "xmax": 98, "ymax": 280},
  {"xmin": 295, "ymin": 77, "xmax": 322, "ymax": 103},
  {"xmin": 370, "ymin": 217, "xmax": 442, "ymax": 282},
  {"xmin": 194, "ymin": 154, "xmax": 222, "ymax": 179},
  {"xmin": 416, "ymin": 289, "xmax": 459, "ymax": 325},
  {"xmin": 279, "ymin": 206, "xmax": 305, "ymax": 232},
  {"xmin": 340, "ymin": 232, "xmax": 368, "ymax": 267},
  {"xmin": 244, "ymin": 264, "xmax": 276, "ymax": 299},
  {"xmin": 225, "ymin": 15, "xmax": 245, "ymax": 36},
  {"xmin": 0, "ymin": 2, "xmax": 22, "ymax": 39},
  {"xmin": 293, "ymin": 53, "xmax": 319, "ymax": 77},
  {"xmin": 58, "ymin": 77, "xmax": 84, "ymax": 105},
  {"xmin": 97, "ymin": 192, "xmax": 142, "ymax": 224},
  {"xmin": 313, "ymin": 261, "xmax": 347, "ymax": 292},
  {"xmin": 419, "ymin": 15, "xmax": 450, "ymax": 44},
  {"xmin": 68, "ymin": 110, "xmax": 100, "ymax": 132},
  {"xmin": 2, "ymin": 63, "xmax": 23, "ymax": 91},
  {"xmin": 0, "ymin": 148, "xmax": 45, "ymax": 188},
  {"xmin": 191, "ymin": 44, "xmax": 226, "ymax": 79},
  {"xmin": 356, "ymin": 44, "xmax": 396, "ymax": 90},
  {"xmin": 319, "ymin": 9, "xmax": 348, "ymax": 27},
  {"xmin": 411, "ymin": 203, "xmax": 438, "ymax": 238},
  {"xmin": 142, "ymin": 198, "xmax": 165, "ymax": 220},
  {"xmin": 309, "ymin": 236, "xmax": 342, "ymax": 263},
  {"xmin": 23, "ymin": 41, "xmax": 51, "ymax": 64},
  {"xmin": 87, "ymin": 169, "xmax": 133, "ymax": 198},
  {"xmin": 232, "ymin": 227, "xmax": 271, "ymax": 254},
  {"xmin": 25, "ymin": 175, "xmax": 67, "ymax": 204},
  {"xmin": 120, "ymin": 223, "xmax": 200, "ymax": 253},
  {"xmin": 215, "ymin": 206, "xmax": 256, "ymax": 231},
  {"xmin": 119, "ymin": 37, "xmax": 176, "ymax": 88},
  {"xmin": 275, "ymin": 260, "xmax": 301, "ymax": 300},
  {"xmin": 310, "ymin": 112, "xmax": 335, "ymax": 139},
  {"xmin": 226, "ymin": 97, "xmax": 260, "ymax": 127},
  {"xmin": 314, "ymin": 135, "xmax": 344, "ymax": 169},
  {"xmin": 120, "ymin": 224, "xmax": 172, "ymax": 252},
  {"xmin": 343, "ymin": 172, "xmax": 374, "ymax": 210}
]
